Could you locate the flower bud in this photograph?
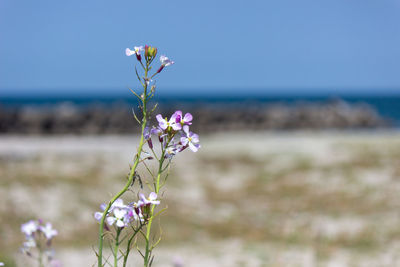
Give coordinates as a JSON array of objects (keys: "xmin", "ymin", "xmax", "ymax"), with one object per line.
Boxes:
[
  {"xmin": 148, "ymin": 47, "xmax": 154, "ymax": 58},
  {"xmin": 147, "ymin": 139, "xmax": 153, "ymax": 149},
  {"xmin": 144, "ymin": 46, "xmax": 158, "ymax": 61},
  {"xmin": 142, "ymin": 204, "xmax": 151, "ymax": 217},
  {"xmin": 179, "ymin": 144, "xmax": 188, "ymax": 152},
  {"xmin": 156, "ymin": 65, "xmax": 165, "ymax": 73},
  {"xmin": 145, "ymin": 45, "xmax": 149, "ymax": 60},
  {"xmin": 152, "ymin": 47, "xmax": 158, "ymax": 58}
]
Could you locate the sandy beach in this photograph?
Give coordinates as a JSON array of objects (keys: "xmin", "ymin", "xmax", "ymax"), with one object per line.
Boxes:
[{"xmin": 1, "ymin": 131, "xmax": 400, "ymax": 266}]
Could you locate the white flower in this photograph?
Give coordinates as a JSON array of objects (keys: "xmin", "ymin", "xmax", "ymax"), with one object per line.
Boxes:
[
  {"xmin": 39, "ymin": 223, "xmax": 58, "ymax": 240},
  {"xmin": 180, "ymin": 125, "xmax": 200, "ymax": 152},
  {"xmin": 131, "ymin": 201, "xmax": 144, "ymax": 222},
  {"xmin": 114, "ymin": 208, "xmax": 128, "ymax": 227},
  {"xmin": 111, "ymin": 199, "xmax": 126, "ymax": 209},
  {"xmin": 94, "ymin": 212, "xmax": 103, "ymax": 222},
  {"xmin": 126, "ymin": 46, "xmax": 144, "ymax": 56},
  {"xmin": 23, "ymin": 238, "xmax": 36, "ymax": 249},
  {"xmin": 165, "ymin": 145, "xmax": 178, "ymax": 158},
  {"xmin": 160, "ymin": 55, "xmax": 174, "ymax": 66},
  {"xmin": 140, "ymin": 192, "xmax": 160, "ymax": 205},
  {"xmin": 107, "ymin": 208, "xmax": 129, "ymax": 228},
  {"xmin": 94, "ymin": 198, "xmax": 128, "ymax": 222},
  {"xmin": 21, "ymin": 220, "xmax": 38, "ymax": 237},
  {"xmin": 156, "ymin": 113, "xmax": 181, "ymax": 131}
]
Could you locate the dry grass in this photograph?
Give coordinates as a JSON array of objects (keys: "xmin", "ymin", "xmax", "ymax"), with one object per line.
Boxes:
[{"xmin": 1, "ymin": 132, "xmax": 400, "ymax": 266}]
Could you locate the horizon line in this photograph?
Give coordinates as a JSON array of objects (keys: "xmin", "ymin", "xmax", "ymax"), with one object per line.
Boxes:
[{"xmin": 0, "ymin": 87, "xmax": 400, "ymax": 98}]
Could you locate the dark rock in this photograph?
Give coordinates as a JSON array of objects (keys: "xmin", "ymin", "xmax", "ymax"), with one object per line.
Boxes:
[{"xmin": 0, "ymin": 99, "xmax": 392, "ymax": 134}]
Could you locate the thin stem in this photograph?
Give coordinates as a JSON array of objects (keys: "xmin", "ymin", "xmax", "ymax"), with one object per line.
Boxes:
[
  {"xmin": 98, "ymin": 61, "xmax": 150, "ymax": 267},
  {"xmin": 114, "ymin": 228, "xmax": 121, "ymax": 267},
  {"xmin": 39, "ymin": 250, "xmax": 44, "ymax": 267},
  {"xmin": 143, "ymin": 148, "xmax": 166, "ymax": 267},
  {"xmin": 36, "ymin": 240, "xmax": 44, "ymax": 267},
  {"xmin": 122, "ymin": 225, "xmax": 143, "ymax": 267}
]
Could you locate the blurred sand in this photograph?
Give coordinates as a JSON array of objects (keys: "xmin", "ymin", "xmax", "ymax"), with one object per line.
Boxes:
[{"xmin": 1, "ymin": 131, "xmax": 400, "ymax": 267}]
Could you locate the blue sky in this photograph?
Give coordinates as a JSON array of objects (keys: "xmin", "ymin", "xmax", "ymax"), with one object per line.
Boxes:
[{"xmin": 1, "ymin": 0, "xmax": 400, "ymax": 96}]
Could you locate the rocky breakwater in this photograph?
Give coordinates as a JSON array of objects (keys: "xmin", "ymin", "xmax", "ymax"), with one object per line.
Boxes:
[{"xmin": 0, "ymin": 100, "xmax": 392, "ymax": 134}]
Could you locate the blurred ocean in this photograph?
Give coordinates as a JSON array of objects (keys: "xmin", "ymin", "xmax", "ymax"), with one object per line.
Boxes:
[{"xmin": 1, "ymin": 94, "xmax": 400, "ymax": 124}]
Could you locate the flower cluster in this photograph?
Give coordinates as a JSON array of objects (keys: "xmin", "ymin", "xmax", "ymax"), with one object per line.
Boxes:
[
  {"xmin": 144, "ymin": 110, "xmax": 200, "ymax": 158},
  {"xmin": 20, "ymin": 220, "xmax": 60, "ymax": 266},
  {"xmin": 94, "ymin": 192, "xmax": 160, "ymax": 228},
  {"xmin": 126, "ymin": 45, "xmax": 174, "ymax": 74},
  {"xmin": 21, "ymin": 220, "xmax": 58, "ymax": 253}
]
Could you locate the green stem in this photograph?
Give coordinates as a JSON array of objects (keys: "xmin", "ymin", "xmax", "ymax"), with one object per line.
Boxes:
[
  {"xmin": 123, "ymin": 225, "xmax": 143, "ymax": 267},
  {"xmin": 114, "ymin": 228, "xmax": 122, "ymax": 267},
  {"xmin": 98, "ymin": 62, "xmax": 150, "ymax": 267},
  {"xmin": 143, "ymin": 149, "xmax": 166, "ymax": 267},
  {"xmin": 38, "ymin": 249, "xmax": 44, "ymax": 267}
]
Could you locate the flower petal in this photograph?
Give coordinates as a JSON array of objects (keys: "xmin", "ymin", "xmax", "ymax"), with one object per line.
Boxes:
[
  {"xmin": 171, "ymin": 123, "xmax": 182, "ymax": 131},
  {"xmin": 139, "ymin": 193, "xmax": 147, "ymax": 203},
  {"xmin": 113, "ymin": 199, "xmax": 125, "ymax": 208},
  {"xmin": 183, "ymin": 125, "xmax": 190, "ymax": 135},
  {"xmin": 100, "ymin": 203, "xmax": 107, "ymax": 211},
  {"xmin": 116, "ymin": 219, "xmax": 125, "ymax": 228},
  {"xmin": 189, "ymin": 142, "xmax": 199, "ymax": 152},
  {"xmin": 180, "ymin": 137, "xmax": 189, "ymax": 146},
  {"xmin": 149, "ymin": 192, "xmax": 158, "ymax": 201},
  {"xmin": 106, "ymin": 217, "xmax": 116, "ymax": 226},
  {"xmin": 94, "ymin": 212, "xmax": 103, "ymax": 221},
  {"xmin": 156, "ymin": 114, "xmax": 164, "ymax": 122},
  {"xmin": 125, "ymin": 48, "xmax": 135, "ymax": 56},
  {"xmin": 191, "ymin": 133, "xmax": 200, "ymax": 143},
  {"xmin": 183, "ymin": 113, "xmax": 193, "ymax": 123},
  {"xmin": 113, "ymin": 208, "xmax": 127, "ymax": 219}
]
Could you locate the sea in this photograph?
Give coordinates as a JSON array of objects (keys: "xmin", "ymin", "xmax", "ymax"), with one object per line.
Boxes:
[{"xmin": 1, "ymin": 94, "xmax": 400, "ymax": 127}]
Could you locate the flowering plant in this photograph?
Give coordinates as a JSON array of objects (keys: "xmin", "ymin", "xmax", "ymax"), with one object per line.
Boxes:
[
  {"xmin": 95, "ymin": 45, "xmax": 200, "ymax": 267},
  {"xmin": 20, "ymin": 219, "xmax": 60, "ymax": 267}
]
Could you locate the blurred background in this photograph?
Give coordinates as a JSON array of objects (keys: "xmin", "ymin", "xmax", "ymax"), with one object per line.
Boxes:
[{"xmin": 1, "ymin": 0, "xmax": 400, "ymax": 266}]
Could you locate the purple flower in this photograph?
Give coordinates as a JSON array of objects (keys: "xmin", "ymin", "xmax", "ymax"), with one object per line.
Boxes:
[
  {"xmin": 39, "ymin": 223, "xmax": 58, "ymax": 240},
  {"xmin": 149, "ymin": 127, "xmax": 165, "ymax": 143},
  {"xmin": 180, "ymin": 125, "xmax": 200, "ymax": 152},
  {"xmin": 173, "ymin": 256, "xmax": 184, "ymax": 267},
  {"xmin": 143, "ymin": 127, "xmax": 153, "ymax": 149},
  {"xmin": 20, "ymin": 219, "xmax": 59, "ymax": 256},
  {"xmin": 49, "ymin": 259, "xmax": 63, "ymax": 267},
  {"xmin": 22, "ymin": 238, "xmax": 36, "ymax": 251},
  {"xmin": 94, "ymin": 198, "xmax": 127, "ymax": 223},
  {"xmin": 139, "ymin": 192, "xmax": 160, "ymax": 205},
  {"xmin": 164, "ymin": 138, "xmax": 182, "ymax": 158},
  {"xmin": 130, "ymin": 201, "xmax": 145, "ymax": 221},
  {"xmin": 95, "ymin": 199, "xmax": 141, "ymax": 227},
  {"xmin": 160, "ymin": 55, "xmax": 174, "ymax": 66},
  {"xmin": 94, "ymin": 212, "xmax": 103, "ymax": 222},
  {"xmin": 157, "ymin": 55, "xmax": 174, "ymax": 73},
  {"xmin": 150, "ymin": 127, "xmax": 162, "ymax": 135},
  {"xmin": 143, "ymin": 127, "xmax": 151, "ymax": 139},
  {"xmin": 156, "ymin": 114, "xmax": 182, "ymax": 131},
  {"xmin": 165, "ymin": 145, "xmax": 178, "ymax": 158},
  {"xmin": 94, "ymin": 202, "xmax": 108, "ymax": 222},
  {"xmin": 173, "ymin": 110, "xmax": 193, "ymax": 126}
]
